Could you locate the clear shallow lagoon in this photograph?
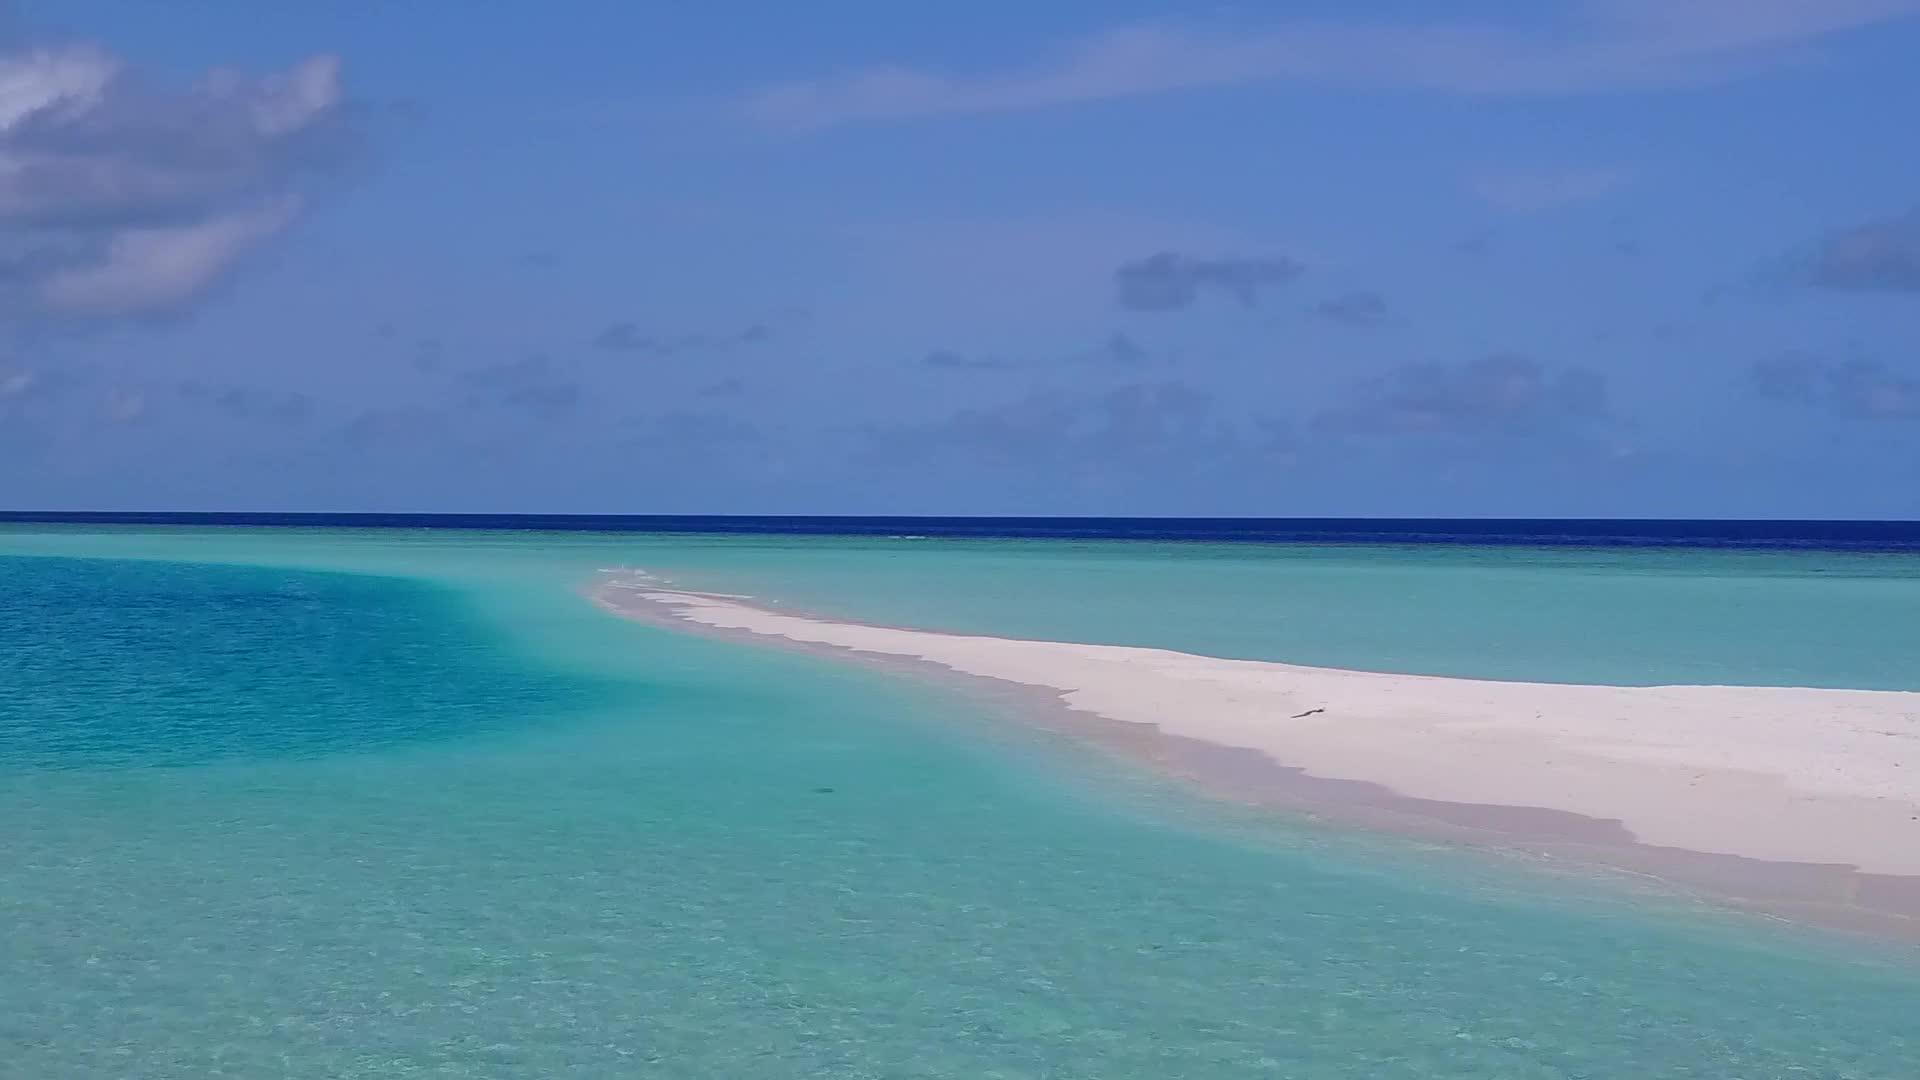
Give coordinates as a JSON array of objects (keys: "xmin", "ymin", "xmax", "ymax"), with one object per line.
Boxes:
[
  {"xmin": 639, "ymin": 536, "xmax": 1920, "ymax": 690},
  {"xmin": 3, "ymin": 523, "xmax": 1918, "ymax": 1077}
]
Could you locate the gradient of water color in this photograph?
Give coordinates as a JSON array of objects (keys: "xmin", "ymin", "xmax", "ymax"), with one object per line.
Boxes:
[
  {"xmin": 2, "ymin": 524, "xmax": 1917, "ymax": 1078},
  {"xmin": 635, "ymin": 535, "xmax": 1920, "ymax": 690}
]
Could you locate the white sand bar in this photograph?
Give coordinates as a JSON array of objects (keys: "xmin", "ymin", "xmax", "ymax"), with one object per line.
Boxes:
[{"xmin": 597, "ymin": 580, "xmax": 1920, "ymax": 877}]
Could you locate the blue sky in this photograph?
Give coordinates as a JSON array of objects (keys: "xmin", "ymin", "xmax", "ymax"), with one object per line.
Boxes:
[{"xmin": 1, "ymin": 1, "xmax": 1916, "ymax": 516}]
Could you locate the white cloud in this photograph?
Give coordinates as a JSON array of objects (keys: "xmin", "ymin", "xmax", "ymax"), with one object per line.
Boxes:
[
  {"xmin": 37, "ymin": 198, "xmax": 298, "ymax": 316},
  {"xmin": 746, "ymin": 0, "xmax": 1920, "ymax": 131},
  {"xmin": 0, "ymin": 46, "xmax": 117, "ymax": 134},
  {"xmin": 0, "ymin": 41, "xmax": 346, "ymax": 323},
  {"xmin": 202, "ymin": 54, "xmax": 343, "ymax": 137}
]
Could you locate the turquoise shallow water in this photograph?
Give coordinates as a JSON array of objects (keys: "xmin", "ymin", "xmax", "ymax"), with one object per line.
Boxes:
[
  {"xmin": 2, "ymin": 526, "xmax": 1918, "ymax": 1077},
  {"xmin": 1, "ymin": 557, "xmax": 610, "ymax": 769},
  {"xmin": 635, "ymin": 536, "xmax": 1920, "ymax": 689}
]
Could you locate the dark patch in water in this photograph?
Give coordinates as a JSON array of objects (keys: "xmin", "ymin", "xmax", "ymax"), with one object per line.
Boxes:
[{"xmin": 0, "ymin": 556, "xmax": 609, "ymax": 769}]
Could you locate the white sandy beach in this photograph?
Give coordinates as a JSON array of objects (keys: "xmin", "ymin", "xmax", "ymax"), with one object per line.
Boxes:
[{"xmin": 596, "ymin": 575, "xmax": 1920, "ymax": 883}]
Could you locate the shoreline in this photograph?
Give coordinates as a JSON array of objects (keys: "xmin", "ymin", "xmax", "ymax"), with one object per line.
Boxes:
[{"xmin": 590, "ymin": 574, "xmax": 1920, "ymax": 941}]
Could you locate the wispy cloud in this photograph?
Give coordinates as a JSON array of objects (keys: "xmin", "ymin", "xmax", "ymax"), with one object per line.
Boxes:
[
  {"xmin": 862, "ymin": 382, "xmax": 1276, "ymax": 474},
  {"xmin": 592, "ymin": 320, "xmax": 774, "ymax": 356},
  {"xmin": 1312, "ymin": 290, "xmax": 1392, "ymax": 328},
  {"xmin": 921, "ymin": 348, "xmax": 1014, "ymax": 371},
  {"xmin": 457, "ymin": 354, "xmax": 581, "ymax": 419},
  {"xmin": 1115, "ymin": 252, "xmax": 1302, "ymax": 311},
  {"xmin": 1314, "ymin": 353, "xmax": 1611, "ymax": 438},
  {"xmin": 0, "ymin": 368, "xmax": 37, "ymax": 398},
  {"xmin": 1792, "ymin": 209, "xmax": 1920, "ymax": 293},
  {"xmin": 341, "ymin": 406, "xmax": 455, "ymax": 452},
  {"xmin": 592, "ymin": 321, "xmax": 652, "ymax": 352},
  {"xmin": 620, "ymin": 411, "xmax": 768, "ymax": 462},
  {"xmin": 33, "ymin": 198, "xmax": 299, "ymax": 316},
  {"xmin": 175, "ymin": 379, "xmax": 316, "ymax": 425},
  {"xmin": 102, "ymin": 387, "xmax": 146, "ymax": 424},
  {"xmin": 920, "ymin": 333, "xmax": 1153, "ymax": 373},
  {"xmin": 0, "ymin": 42, "xmax": 348, "ymax": 321},
  {"xmin": 1751, "ymin": 354, "xmax": 1920, "ymax": 418},
  {"xmin": 1081, "ymin": 332, "xmax": 1152, "ymax": 366},
  {"xmin": 1469, "ymin": 167, "xmax": 1634, "ymax": 212},
  {"xmin": 746, "ymin": 1, "xmax": 1920, "ymax": 131}
]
